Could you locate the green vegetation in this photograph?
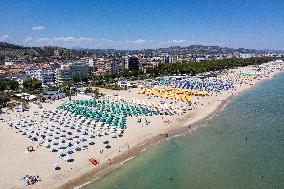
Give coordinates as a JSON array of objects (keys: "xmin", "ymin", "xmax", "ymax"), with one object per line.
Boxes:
[
  {"xmin": 0, "ymin": 79, "xmax": 19, "ymax": 91},
  {"xmin": 147, "ymin": 57, "xmax": 277, "ymax": 77},
  {"xmin": 0, "ymin": 79, "xmax": 20, "ymax": 109},
  {"xmin": 84, "ymin": 87, "xmax": 104, "ymax": 97},
  {"xmin": 88, "ymin": 57, "xmax": 278, "ymax": 89},
  {"xmin": 59, "ymin": 81, "xmax": 77, "ymax": 97},
  {"xmin": 23, "ymin": 78, "xmax": 42, "ymax": 92},
  {"xmin": 90, "ymin": 70, "xmax": 144, "ymax": 90},
  {"xmin": 0, "ymin": 92, "xmax": 10, "ymax": 108},
  {"xmin": 72, "ymin": 74, "xmax": 81, "ymax": 84},
  {"xmin": 59, "ymin": 81, "xmax": 71, "ymax": 96},
  {"xmin": 116, "ymin": 69, "xmax": 144, "ymax": 79},
  {"xmin": 0, "ymin": 42, "xmax": 87, "ymax": 64}
]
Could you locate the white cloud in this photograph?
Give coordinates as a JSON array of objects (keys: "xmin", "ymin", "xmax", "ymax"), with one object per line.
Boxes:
[
  {"xmin": 54, "ymin": 36, "xmax": 76, "ymax": 43},
  {"xmin": 37, "ymin": 37, "xmax": 50, "ymax": 43},
  {"xmin": 0, "ymin": 34, "xmax": 9, "ymax": 41},
  {"xmin": 21, "ymin": 35, "xmax": 196, "ymax": 49},
  {"xmin": 32, "ymin": 26, "xmax": 44, "ymax": 31},
  {"xmin": 54, "ymin": 36, "xmax": 93, "ymax": 43},
  {"xmin": 24, "ymin": 36, "xmax": 34, "ymax": 43},
  {"xmin": 161, "ymin": 39, "xmax": 189, "ymax": 45},
  {"xmin": 132, "ymin": 39, "xmax": 147, "ymax": 44},
  {"xmin": 78, "ymin": 37, "xmax": 93, "ymax": 42}
]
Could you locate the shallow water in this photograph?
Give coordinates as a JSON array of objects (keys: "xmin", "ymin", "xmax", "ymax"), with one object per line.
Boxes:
[{"xmin": 84, "ymin": 73, "xmax": 284, "ymax": 189}]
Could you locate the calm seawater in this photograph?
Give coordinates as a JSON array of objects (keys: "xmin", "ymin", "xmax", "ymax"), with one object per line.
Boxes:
[{"xmin": 84, "ymin": 73, "xmax": 284, "ymax": 189}]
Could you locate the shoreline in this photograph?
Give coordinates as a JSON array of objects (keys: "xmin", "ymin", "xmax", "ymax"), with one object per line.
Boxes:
[
  {"xmin": 60, "ymin": 69, "xmax": 283, "ymax": 189},
  {"xmin": 59, "ymin": 94, "xmax": 230, "ymax": 189}
]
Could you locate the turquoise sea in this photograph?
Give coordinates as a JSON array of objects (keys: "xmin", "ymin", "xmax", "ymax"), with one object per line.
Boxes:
[{"xmin": 84, "ymin": 73, "xmax": 284, "ymax": 189}]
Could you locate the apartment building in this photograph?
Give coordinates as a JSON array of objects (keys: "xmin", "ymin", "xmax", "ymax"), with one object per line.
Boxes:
[
  {"xmin": 55, "ymin": 61, "xmax": 90, "ymax": 83},
  {"xmin": 95, "ymin": 59, "xmax": 112, "ymax": 75}
]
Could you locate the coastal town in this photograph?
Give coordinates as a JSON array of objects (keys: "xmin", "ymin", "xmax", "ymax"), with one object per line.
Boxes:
[
  {"xmin": 1, "ymin": 42, "xmax": 283, "ymax": 92},
  {"xmin": 1, "ymin": 0, "xmax": 284, "ymax": 189},
  {"xmin": 0, "ymin": 41, "xmax": 283, "ymax": 188}
]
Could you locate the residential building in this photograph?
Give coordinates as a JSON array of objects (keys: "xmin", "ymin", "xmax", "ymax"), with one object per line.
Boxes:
[
  {"xmin": 126, "ymin": 56, "xmax": 140, "ymax": 71},
  {"xmin": 41, "ymin": 68, "xmax": 55, "ymax": 85},
  {"xmin": 95, "ymin": 59, "xmax": 112, "ymax": 75},
  {"xmin": 164, "ymin": 54, "xmax": 174, "ymax": 63},
  {"xmin": 25, "ymin": 65, "xmax": 42, "ymax": 80},
  {"xmin": 122, "ymin": 56, "xmax": 128, "ymax": 69},
  {"xmin": 81, "ymin": 57, "xmax": 95, "ymax": 73},
  {"xmin": 55, "ymin": 61, "xmax": 89, "ymax": 83},
  {"xmin": 25, "ymin": 64, "xmax": 55, "ymax": 85},
  {"xmin": 111, "ymin": 62, "xmax": 118, "ymax": 74},
  {"xmin": 4, "ymin": 58, "xmax": 25, "ymax": 66}
]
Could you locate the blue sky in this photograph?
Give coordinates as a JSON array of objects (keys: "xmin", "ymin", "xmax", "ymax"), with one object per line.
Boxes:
[{"xmin": 0, "ymin": 0, "xmax": 283, "ymax": 50}]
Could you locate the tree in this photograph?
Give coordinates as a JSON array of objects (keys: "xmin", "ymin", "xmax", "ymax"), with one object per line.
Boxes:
[
  {"xmin": 0, "ymin": 79, "xmax": 19, "ymax": 91},
  {"xmin": 72, "ymin": 74, "xmax": 81, "ymax": 84},
  {"xmin": 84, "ymin": 87, "xmax": 92, "ymax": 94},
  {"xmin": 23, "ymin": 78, "xmax": 42, "ymax": 92},
  {"xmin": 8, "ymin": 80, "xmax": 19, "ymax": 91},
  {"xmin": 92, "ymin": 88, "xmax": 103, "ymax": 97},
  {"xmin": 60, "ymin": 81, "xmax": 71, "ymax": 96},
  {"xmin": 0, "ymin": 92, "xmax": 10, "ymax": 108},
  {"xmin": 91, "ymin": 75, "xmax": 104, "ymax": 86},
  {"xmin": 0, "ymin": 80, "xmax": 7, "ymax": 91},
  {"xmin": 151, "ymin": 57, "xmax": 277, "ymax": 76},
  {"xmin": 81, "ymin": 76, "xmax": 89, "ymax": 83}
]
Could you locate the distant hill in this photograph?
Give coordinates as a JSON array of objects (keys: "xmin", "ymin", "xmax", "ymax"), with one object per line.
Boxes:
[
  {"xmin": 75, "ymin": 45, "xmax": 284, "ymax": 55},
  {"xmin": 0, "ymin": 42, "xmax": 83, "ymax": 64},
  {"xmin": 1, "ymin": 42, "xmax": 283, "ymax": 64},
  {"xmin": 155, "ymin": 45, "xmax": 284, "ymax": 55}
]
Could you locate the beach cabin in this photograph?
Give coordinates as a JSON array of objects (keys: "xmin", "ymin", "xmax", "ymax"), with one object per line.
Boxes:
[
  {"xmin": 117, "ymin": 81, "xmax": 128, "ymax": 89},
  {"xmin": 14, "ymin": 93, "xmax": 37, "ymax": 102},
  {"xmin": 42, "ymin": 91, "xmax": 66, "ymax": 101},
  {"xmin": 168, "ymin": 75, "xmax": 188, "ymax": 81},
  {"xmin": 118, "ymin": 81, "xmax": 139, "ymax": 89}
]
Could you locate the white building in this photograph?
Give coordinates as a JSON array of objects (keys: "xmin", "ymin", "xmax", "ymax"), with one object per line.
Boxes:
[
  {"xmin": 55, "ymin": 61, "xmax": 90, "ymax": 83},
  {"xmin": 25, "ymin": 65, "xmax": 55, "ymax": 85},
  {"xmin": 240, "ymin": 54, "xmax": 254, "ymax": 59},
  {"xmin": 163, "ymin": 54, "xmax": 174, "ymax": 63},
  {"xmin": 25, "ymin": 66, "xmax": 43, "ymax": 80},
  {"xmin": 42, "ymin": 91, "xmax": 66, "ymax": 101},
  {"xmin": 4, "ymin": 59, "xmax": 24, "ymax": 66},
  {"xmin": 81, "ymin": 57, "xmax": 96, "ymax": 72},
  {"xmin": 42, "ymin": 69, "xmax": 55, "ymax": 85}
]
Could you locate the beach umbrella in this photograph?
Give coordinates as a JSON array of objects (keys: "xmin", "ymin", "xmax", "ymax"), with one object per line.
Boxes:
[
  {"xmin": 89, "ymin": 139, "xmax": 95, "ymax": 145},
  {"xmin": 65, "ymin": 154, "xmax": 74, "ymax": 162},
  {"xmin": 111, "ymin": 132, "xmax": 117, "ymax": 138},
  {"xmin": 53, "ymin": 163, "xmax": 60, "ymax": 170},
  {"xmin": 51, "ymin": 146, "xmax": 58, "ymax": 152},
  {"xmin": 75, "ymin": 144, "xmax": 81, "ymax": 151}
]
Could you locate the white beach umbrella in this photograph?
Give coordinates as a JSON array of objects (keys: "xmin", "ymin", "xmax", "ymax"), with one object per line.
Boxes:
[{"xmin": 89, "ymin": 139, "xmax": 95, "ymax": 145}]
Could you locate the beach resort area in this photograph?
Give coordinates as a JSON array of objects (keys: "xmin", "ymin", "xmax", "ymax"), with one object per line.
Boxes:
[{"xmin": 0, "ymin": 61, "xmax": 283, "ymax": 189}]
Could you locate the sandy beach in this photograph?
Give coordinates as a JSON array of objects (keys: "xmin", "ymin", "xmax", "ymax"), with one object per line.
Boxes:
[{"xmin": 0, "ymin": 62, "xmax": 283, "ymax": 189}]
